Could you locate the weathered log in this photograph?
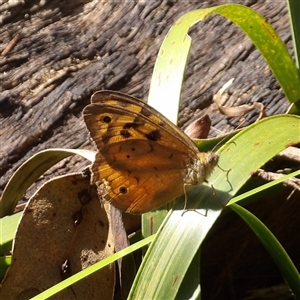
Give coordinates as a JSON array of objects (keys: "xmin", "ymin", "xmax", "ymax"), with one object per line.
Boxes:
[
  {"xmin": 0, "ymin": 0, "xmax": 292, "ymax": 194},
  {"xmin": 1, "ymin": 1, "xmax": 298, "ymax": 298}
]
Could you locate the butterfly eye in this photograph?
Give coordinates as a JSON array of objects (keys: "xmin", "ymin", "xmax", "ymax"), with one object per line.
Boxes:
[
  {"xmin": 119, "ymin": 186, "xmax": 128, "ymax": 194},
  {"xmin": 102, "ymin": 115, "xmax": 112, "ymax": 123}
]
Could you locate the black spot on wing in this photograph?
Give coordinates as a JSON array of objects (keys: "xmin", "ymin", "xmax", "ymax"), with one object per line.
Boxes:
[
  {"xmin": 144, "ymin": 129, "xmax": 161, "ymax": 141},
  {"xmin": 101, "ymin": 115, "xmax": 112, "ymax": 123},
  {"xmin": 140, "ymin": 106, "xmax": 152, "ymax": 117},
  {"xmin": 119, "ymin": 186, "xmax": 128, "ymax": 194},
  {"xmin": 123, "ymin": 122, "xmax": 140, "ymax": 130},
  {"xmin": 120, "ymin": 129, "xmax": 131, "ymax": 138}
]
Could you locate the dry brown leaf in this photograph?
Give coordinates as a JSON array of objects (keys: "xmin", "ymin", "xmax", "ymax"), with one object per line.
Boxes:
[
  {"xmin": 184, "ymin": 114, "xmax": 212, "ymax": 139},
  {"xmin": 0, "ymin": 173, "xmax": 115, "ymax": 299},
  {"xmin": 213, "ymin": 78, "xmax": 266, "ymax": 120}
]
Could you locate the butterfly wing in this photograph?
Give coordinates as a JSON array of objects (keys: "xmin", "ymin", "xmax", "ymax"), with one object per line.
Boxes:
[
  {"xmin": 83, "ymin": 91, "xmax": 201, "ymax": 214},
  {"xmin": 89, "ymin": 91, "xmax": 199, "ymax": 151}
]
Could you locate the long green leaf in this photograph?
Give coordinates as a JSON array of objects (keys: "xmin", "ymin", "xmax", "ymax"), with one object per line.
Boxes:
[
  {"xmin": 287, "ymin": 0, "xmax": 300, "ymax": 68},
  {"xmin": 139, "ymin": 3, "xmax": 300, "ymax": 297},
  {"xmin": 228, "ymin": 168, "xmax": 300, "ymax": 206},
  {"xmin": 145, "ymin": 3, "xmax": 300, "ymax": 239},
  {"xmin": 148, "ymin": 3, "xmax": 300, "ymax": 122},
  {"xmin": 0, "ymin": 212, "xmax": 22, "ymax": 255},
  {"xmin": 129, "ymin": 115, "xmax": 300, "ymax": 299}
]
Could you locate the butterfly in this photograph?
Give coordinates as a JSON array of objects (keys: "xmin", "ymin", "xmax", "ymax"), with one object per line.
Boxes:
[{"xmin": 83, "ymin": 90, "xmax": 219, "ymax": 214}]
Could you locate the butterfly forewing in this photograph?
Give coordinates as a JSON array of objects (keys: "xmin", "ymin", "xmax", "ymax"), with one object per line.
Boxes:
[{"xmin": 90, "ymin": 91, "xmax": 199, "ymax": 153}]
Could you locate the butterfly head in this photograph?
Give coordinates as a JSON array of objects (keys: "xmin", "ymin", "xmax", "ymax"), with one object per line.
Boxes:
[
  {"xmin": 185, "ymin": 152, "xmax": 219, "ymax": 187},
  {"xmin": 205, "ymin": 152, "xmax": 219, "ymax": 169}
]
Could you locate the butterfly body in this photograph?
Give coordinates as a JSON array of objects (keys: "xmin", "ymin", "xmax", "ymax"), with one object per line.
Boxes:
[{"xmin": 83, "ymin": 91, "xmax": 219, "ymax": 214}]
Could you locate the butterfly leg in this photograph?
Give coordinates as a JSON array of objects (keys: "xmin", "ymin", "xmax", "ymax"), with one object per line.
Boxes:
[
  {"xmin": 204, "ymin": 179, "xmax": 226, "ymax": 209},
  {"xmin": 181, "ymin": 183, "xmax": 199, "ymax": 216},
  {"xmin": 217, "ymin": 164, "xmax": 231, "ymax": 177},
  {"xmin": 216, "ymin": 164, "xmax": 233, "ymax": 191},
  {"xmin": 181, "ymin": 184, "xmax": 209, "ymax": 216}
]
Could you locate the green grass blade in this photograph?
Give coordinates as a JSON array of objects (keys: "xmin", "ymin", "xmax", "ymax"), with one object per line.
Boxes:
[
  {"xmin": 148, "ymin": 4, "xmax": 300, "ymax": 121},
  {"xmin": 0, "ymin": 256, "xmax": 11, "ymax": 279},
  {"xmin": 176, "ymin": 249, "xmax": 201, "ymax": 299},
  {"xmin": 228, "ymin": 168, "xmax": 300, "ymax": 206},
  {"xmin": 230, "ymin": 203, "xmax": 300, "ymax": 298},
  {"xmin": 215, "ymin": 4, "xmax": 300, "ymax": 107},
  {"xmin": 287, "ymin": 0, "xmax": 300, "ymax": 68},
  {"xmin": 0, "ymin": 212, "xmax": 22, "ymax": 255},
  {"xmin": 148, "ymin": 6, "xmax": 216, "ymax": 123},
  {"xmin": 146, "ymin": 3, "xmax": 300, "ymax": 234}
]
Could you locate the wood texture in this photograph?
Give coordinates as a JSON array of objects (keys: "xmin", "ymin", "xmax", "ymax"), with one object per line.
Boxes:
[
  {"xmin": 0, "ymin": 1, "xmax": 298, "ymax": 298},
  {"xmin": 0, "ymin": 0, "xmax": 292, "ymax": 195}
]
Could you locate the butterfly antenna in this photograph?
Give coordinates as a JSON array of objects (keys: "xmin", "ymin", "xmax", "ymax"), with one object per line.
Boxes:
[{"xmin": 211, "ymin": 117, "xmax": 246, "ymax": 153}]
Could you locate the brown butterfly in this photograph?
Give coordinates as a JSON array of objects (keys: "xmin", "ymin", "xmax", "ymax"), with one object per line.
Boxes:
[{"xmin": 83, "ymin": 90, "xmax": 219, "ymax": 214}]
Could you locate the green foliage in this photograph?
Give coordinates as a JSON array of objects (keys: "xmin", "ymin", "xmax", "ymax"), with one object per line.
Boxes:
[
  {"xmin": 134, "ymin": 3, "xmax": 300, "ymax": 299},
  {"xmin": 130, "ymin": 116, "xmax": 300, "ymax": 299}
]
